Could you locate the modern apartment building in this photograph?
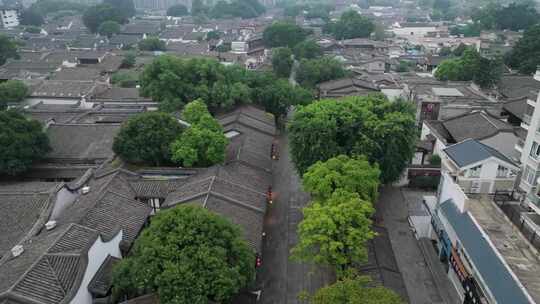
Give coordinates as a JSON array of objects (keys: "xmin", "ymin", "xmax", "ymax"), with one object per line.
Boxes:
[
  {"xmin": 517, "ymin": 69, "xmax": 540, "ymax": 214},
  {"xmin": 0, "ymin": 2, "xmax": 20, "ymax": 28}
]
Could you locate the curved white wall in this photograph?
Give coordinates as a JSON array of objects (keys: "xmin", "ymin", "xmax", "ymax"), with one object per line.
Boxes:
[{"xmin": 70, "ymin": 230, "xmax": 123, "ymax": 304}]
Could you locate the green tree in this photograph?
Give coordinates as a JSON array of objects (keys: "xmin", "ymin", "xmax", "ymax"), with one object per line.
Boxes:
[
  {"xmin": 302, "ymin": 155, "xmax": 380, "ymax": 203},
  {"xmin": 506, "ymin": 24, "xmax": 540, "ymax": 74},
  {"xmin": 272, "ymin": 47, "xmax": 294, "ymax": 78},
  {"xmin": 170, "ymin": 100, "xmax": 228, "ymax": 167},
  {"xmin": 122, "ymin": 51, "xmax": 136, "ymax": 68},
  {"xmin": 112, "ymin": 112, "xmax": 184, "ymax": 165},
  {"xmin": 206, "ymin": 30, "xmax": 221, "ymax": 41},
  {"xmin": 104, "ymin": 0, "xmax": 135, "ymax": 18},
  {"xmin": 140, "ymin": 56, "xmax": 250, "ymax": 112},
  {"xmin": 98, "ymin": 20, "xmax": 121, "ymax": 38},
  {"xmin": 24, "ymin": 26, "xmax": 41, "ymax": 33},
  {"xmin": 263, "ymin": 21, "xmax": 310, "ymax": 48},
  {"xmin": 20, "ymin": 8, "xmax": 44, "ymax": 26},
  {"xmin": 0, "ymin": 111, "xmax": 50, "ymax": 175},
  {"xmin": 435, "ymin": 48, "xmax": 502, "ymax": 88},
  {"xmin": 0, "ymin": 80, "xmax": 29, "ymax": 109},
  {"xmin": 138, "ymin": 37, "xmax": 167, "ymax": 51},
  {"xmin": 434, "ymin": 59, "xmax": 466, "ymax": 81},
  {"xmin": 30, "ymin": 0, "xmax": 87, "ymax": 15},
  {"xmin": 247, "ymin": 72, "xmax": 313, "ymax": 117},
  {"xmin": 167, "ymin": 3, "xmax": 188, "ymax": 16},
  {"xmin": 323, "ymin": 10, "xmax": 375, "ymax": 40},
  {"xmin": 0, "ymin": 35, "xmax": 18, "ymax": 66},
  {"xmin": 111, "ymin": 71, "xmax": 139, "ymax": 87},
  {"xmin": 291, "ymin": 189, "xmax": 375, "ymax": 273},
  {"xmin": 293, "ymin": 39, "xmax": 322, "ymax": 60},
  {"xmin": 296, "ymin": 56, "xmax": 347, "ymax": 88},
  {"xmin": 288, "ymin": 95, "xmax": 417, "ymax": 183},
  {"xmin": 82, "ymin": 4, "xmax": 126, "ymax": 33},
  {"xmin": 191, "ymin": 0, "xmax": 207, "ymax": 16},
  {"xmin": 452, "ymin": 43, "xmax": 468, "ymax": 56},
  {"xmin": 311, "ymin": 275, "xmax": 403, "ymax": 304},
  {"xmin": 439, "ymin": 47, "xmax": 452, "ymax": 56},
  {"xmin": 112, "ymin": 205, "xmax": 255, "ymax": 304}
]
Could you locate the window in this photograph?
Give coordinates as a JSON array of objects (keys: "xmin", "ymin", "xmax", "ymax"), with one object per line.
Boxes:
[
  {"xmin": 524, "ymin": 165, "xmax": 539, "ymax": 185},
  {"xmin": 496, "ymin": 165, "xmax": 509, "ymax": 178},
  {"xmin": 468, "ymin": 165, "xmax": 482, "ymax": 178},
  {"xmin": 530, "ymin": 141, "xmax": 540, "ymax": 159},
  {"xmin": 150, "ymin": 198, "xmax": 161, "ymax": 215}
]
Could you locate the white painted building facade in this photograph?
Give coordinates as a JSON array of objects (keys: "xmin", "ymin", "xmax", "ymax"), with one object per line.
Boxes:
[{"xmin": 0, "ymin": 8, "xmax": 19, "ymax": 28}]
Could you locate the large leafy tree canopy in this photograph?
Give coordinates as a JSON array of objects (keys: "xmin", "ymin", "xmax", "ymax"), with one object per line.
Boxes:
[
  {"xmin": 209, "ymin": 0, "xmax": 266, "ymax": 19},
  {"xmin": 291, "ymin": 189, "xmax": 375, "ymax": 272},
  {"xmin": 293, "ymin": 39, "xmax": 323, "ymax": 60},
  {"xmin": 104, "ymin": 0, "xmax": 135, "ymax": 18},
  {"xmin": 288, "ymin": 95, "xmax": 416, "ymax": 183},
  {"xmin": 263, "ymin": 21, "xmax": 311, "ymax": 48},
  {"xmin": 0, "ymin": 80, "xmax": 29, "ymax": 110},
  {"xmin": 506, "ymin": 24, "xmax": 540, "ymax": 75},
  {"xmin": 323, "ymin": 10, "xmax": 375, "ymax": 40},
  {"xmin": 112, "ymin": 205, "xmax": 255, "ymax": 304},
  {"xmin": 434, "ymin": 48, "xmax": 502, "ymax": 88},
  {"xmin": 82, "ymin": 3, "xmax": 126, "ymax": 33},
  {"xmin": 271, "ymin": 47, "xmax": 294, "ymax": 78},
  {"xmin": 472, "ymin": 2, "xmax": 539, "ymax": 31},
  {"xmin": 170, "ymin": 100, "xmax": 228, "ymax": 167},
  {"xmin": 311, "ymin": 275, "xmax": 404, "ymax": 304},
  {"xmin": 138, "ymin": 37, "xmax": 167, "ymax": 51},
  {"xmin": 302, "ymin": 155, "xmax": 380, "ymax": 203},
  {"xmin": 140, "ymin": 56, "xmax": 312, "ymax": 116},
  {"xmin": 112, "ymin": 112, "xmax": 184, "ymax": 165},
  {"xmin": 0, "ymin": 111, "xmax": 50, "ymax": 176},
  {"xmin": 167, "ymin": 4, "xmax": 188, "ymax": 16},
  {"xmin": 0, "ymin": 35, "xmax": 18, "ymax": 66},
  {"xmin": 296, "ymin": 56, "xmax": 348, "ymax": 88},
  {"xmin": 20, "ymin": 8, "xmax": 44, "ymax": 26},
  {"xmin": 98, "ymin": 20, "xmax": 121, "ymax": 38}
]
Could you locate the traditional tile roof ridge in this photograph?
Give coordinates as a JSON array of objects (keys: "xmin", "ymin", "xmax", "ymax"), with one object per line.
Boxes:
[
  {"xmin": 440, "ymin": 110, "xmax": 513, "ymax": 142},
  {"xmin": 218, "ymin": 105, "xmax": 276, "ymax": 136},
  {"xmin": 0, "ymin": 224, "xmax": 99, "ymax": 304}
]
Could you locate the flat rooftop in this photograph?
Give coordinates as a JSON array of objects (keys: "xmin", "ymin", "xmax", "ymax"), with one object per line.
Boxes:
[{"xmin": 468, "ymin": 198, "xmax": 540, "ymax": 303}]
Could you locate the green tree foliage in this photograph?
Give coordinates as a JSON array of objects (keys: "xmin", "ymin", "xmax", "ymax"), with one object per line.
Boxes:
[
  {"xmin": 452, "ymin": 43, "xmax": 468, "ymax": 56},
  {"xmin": 98, "ymin": 20, "xmax": 121, "ymax": 38},
  {"xmin": 138, "ymin": 37, "xmax": 166, "ymax": 51},
  {"xmin": 449, "ymin": 23, "xmax": 482, "ymax": 37},
  {"xmin": 112, "ymin": 112, "xmax": 184, "ymax": 165},
  {"xmin": 311, "ymin": 275, "xmax": 404, "ymax": 304},
  {"xmin": 30, "ymin": 0, "xmax": 87, "ymax": 16},
  {"xmin": 140, "ymin": 56, "xmax": 249, "ymax": 112},
  {"xmin": 247, "ymin": 71, "xmax": 313, "ymax": 117},
  {"xmin": 438, "ymin": 47, "xmax": 452, "ymax": 56},
  {"xmin": 104, "ymin": 0, "xmax": 135, "ymax": 18},
  {"xmin": 191, "ymin": 0, "xmax": 207, "ymax": 16},
  {"xmin": 272, "ymin": 47, "xmax": 294, "ymax": 78},
  {"xmin": 0, "ymin": 35, "xmax": 18, "ymax": 66},
  {"xmin": 302, "ymin": 155, "xmax": 380, "ymax": 203},
  {"xmin": 20, "ymin": 8, "xmax": 44, "ymax": 26},
  {"xmin": 170, "ymin": 100, "xmax": 228, "ymax": 167},
  {"xmin": 472, "ymin": 2, "xmax": 539, "ymax": 31},
  {"xmin": 435, "ymin": 48, "xmax": 502, "ymax": 88},
  {"xmin": 82, "ymin": 4, "xmax": 126, "ymax": 33},
  {"xmin": 323, "ymin": 10, "xmax": 375, "ymax": 40},
  {"xmin": 167, "ymin": 4, "xmax": 188, "ymax": 16},
  {"xmin": 0, "ymin": 111, "xmax": 50, "ymax": 176},
  {"xmin": 206, "ymin": 30, "xmax": 221, "ymax": 41},
  {"xmin": 291, "ymin": 189, "xmax": 375, "ymax": 272},
  {"xmin": 24, "ymin": 26, "xmax": 41, "ymax": 34},
  {"xmin": 112, "ymin": 205, "xmax": 255, "ymax": 304},
  {"xmin": 293, "ymin": 39, "xmax": 322, "ymax": 60},
  {"xmin": 263, "ymin": 21, "xmax": 310, "ymax": 48},
  {"xmin": 209, "ymin": 0, "xmax": 266, "ymax": 19},
  {"xmin": 0, "ymin": 80, "xmax": 29, "ymax": 109},
  {"xmin": 506, "ymin": 24, "xmax": 540, "ymax": 74},
  {"xmin": 296, "ymin": 56, "xmax": 347, "ymax": 88},
  {"xmin": 122, "ymin": 51, "xmax": 136, "ymax": 68},
  {"xmin": 288, "ymin": 95, "xmax": 417, "ymax": 183},
  {"xmin": 111, "ymin": 71, "xmax": 139, "ymax": 87}
]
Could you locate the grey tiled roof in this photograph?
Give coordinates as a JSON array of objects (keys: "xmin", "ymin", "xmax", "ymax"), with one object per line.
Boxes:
[
  {"xmin": 444, "ymin": 138, "xmax": 517, "ymax": 168},
  {"xmin": 503, "ymin": 97, "xmax": 527, "ymax": 120},
  {"xmin": 46, "ymin": 123, "xmax": 120, "ymax": 162},
  {"xmin": 440, "ymin": 111, "xmax": 513, "ymax": 143}
]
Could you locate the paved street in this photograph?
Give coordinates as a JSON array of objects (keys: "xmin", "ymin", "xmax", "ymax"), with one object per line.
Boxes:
[
  {"xmin": 256, "ymin": 132, "xmax": 335, "ymax": 304},
  {"xmin": 378, "ymin": 186, "xmax": 447, "ymax": 304}
]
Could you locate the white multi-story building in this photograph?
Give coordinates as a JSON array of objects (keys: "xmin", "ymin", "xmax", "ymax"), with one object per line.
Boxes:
[
  {"xmin": 0, "ymin": 6, "xmax": 20, "ymax": 28},
  {"xmin": 517, "ymin": 68, "xmax": 540, "ymax": 214}
]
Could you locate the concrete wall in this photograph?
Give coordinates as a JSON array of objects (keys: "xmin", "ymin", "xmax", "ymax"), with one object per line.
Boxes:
[
  {"xmin": 439, "ymin": 172, "xmax": 468, "ymax": 212},
  {"xmin": 392, "ymin": 27, "xmax": 437, "ymax": 38}
]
